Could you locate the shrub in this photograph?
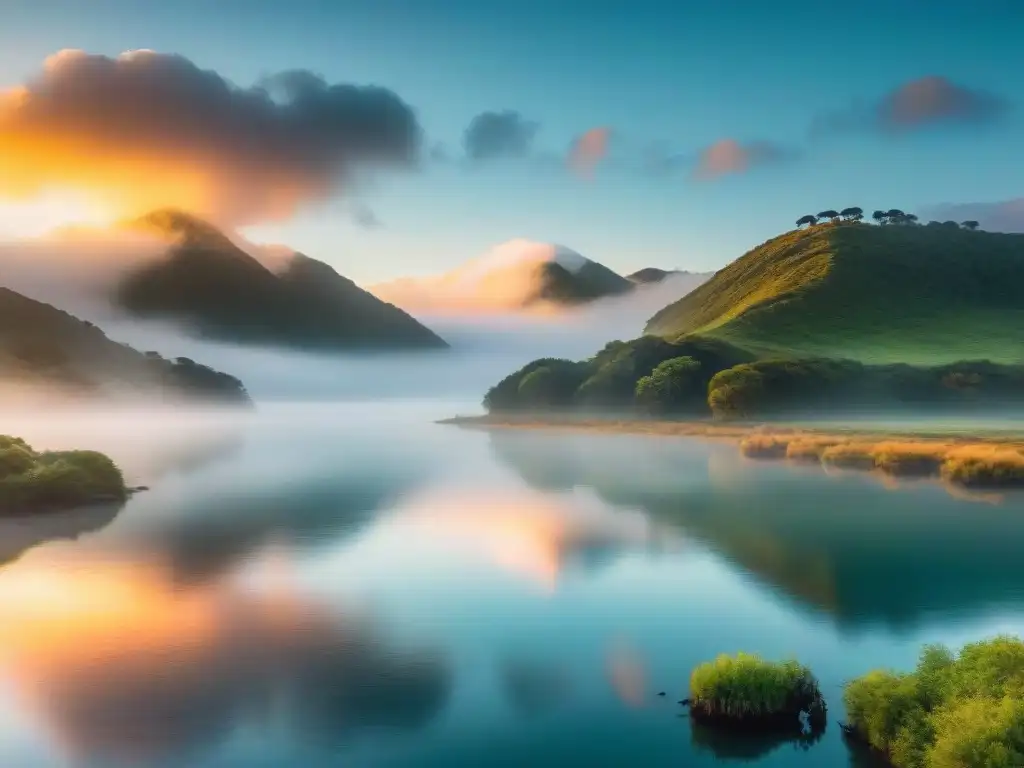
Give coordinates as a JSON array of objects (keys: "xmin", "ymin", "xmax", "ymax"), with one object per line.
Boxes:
[
  {"xmin": 689, "ymin": 653, "xmax": 826, "ymax": 728},
  {"xmin": 739, "ymin": 434, "xmax": 791, "ymax": 459},
  {"xmin": 635, "ymin": 356, "xmax": 704, "ymax": 414},
  {"xmin": 785, "ymin": 437, "xmax": 839, "ymax": 462},
  {"xmin": 871, "ymin": 442, "xmax": 948, "ymax": 477},
  {"xmin": 940, "ymin": 448, "xmax": 1024, "ymax": 488},
  {"xmin": 820, "ymin": 443, "xmax": 876, "ymax": 469},
  {"xmin": 843, "ymin": 636, "xmax": 1024, "ymax": 767},
  {"xmin": 708, "ymin": 365, "xmax": 766, "ymax": 419},
  {"xmin": 0, "ymin": 436, "xmax": 127, "ymax": 513}
]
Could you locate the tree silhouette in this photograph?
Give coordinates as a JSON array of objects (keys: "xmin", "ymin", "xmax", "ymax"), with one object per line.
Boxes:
[
  {"xmin": 840, "ymin": 207, "xmax": 864, "ymax": 222},
  {"xmin": 872, "ymin": 210, "xmax": 886, "ymax": 225},
  {"xmin": 795, "ymin": 214, "xmax": 817, "ymax": 229},
  {"xmin": 817, "ymin": 210, "xmax": 840, "ymax": 223},
  {"xmin": 885, "ymin": 209, "xmax": 906, "ymax": 224},
  {"xmin": 905, "ymin": 213, "xmax": 919, "ymax": 225},
  {"xmin": 962, "ymin": 220, "xmax": 980, "ymax": 231}
]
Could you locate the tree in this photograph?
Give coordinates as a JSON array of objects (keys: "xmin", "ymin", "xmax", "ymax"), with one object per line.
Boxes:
[
  {"xmin": 962, "ymin": 220, "xmax": 980, "ymax": 231},
  {"xmin": 886, "ymin": 209, "xmax": 906, "ymax": 225},
  {"xmin": 943, "ymin": 220, "xmax": 961, "ymax": 229},
  {"xmin": 840, "ymin": 207, "xmax": 864, "ymax": 222},
  {"xmin": 795, "ymin": 214, "xmax": 817, "ymax": 229},
  {"xmin": 872, "ymin": 210, "xmax": 886, "ymax": 225},
  {"xmin": 816, "ymin": 209, "xmax": 840, "ymax": 223},
  {"xmin": 635, "ymin": 356, "xmax": 704, "ymax": 414},
  {"xmin": 905, "ymin": 213, "xmax": 919, "ymax": 225}
]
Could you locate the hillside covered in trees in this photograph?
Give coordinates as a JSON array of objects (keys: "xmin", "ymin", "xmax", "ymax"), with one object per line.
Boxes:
[
  {"xmin": 117, "ymin": 209, "xmax": 448, "ymax": 351},
  {"xmin": 0, "ymin": 287, "xmax": 249, "ymax": 404}
]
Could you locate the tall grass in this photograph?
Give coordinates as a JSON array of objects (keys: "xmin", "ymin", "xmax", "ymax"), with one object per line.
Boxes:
[{"xmin": 688, "ymin": 653, "xmax": 826, "ymax": 729}]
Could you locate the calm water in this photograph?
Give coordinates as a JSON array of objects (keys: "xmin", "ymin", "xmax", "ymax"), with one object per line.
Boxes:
[{"xmin": 2, "ymin": 400, "xmax": 1023, "ymax": 767}]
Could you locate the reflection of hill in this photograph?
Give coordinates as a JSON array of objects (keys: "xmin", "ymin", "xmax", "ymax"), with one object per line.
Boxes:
[
  {"xmin": 0, "ymin": 558, "xmax": 451, "ymax": 764},
  {"xmin": 489, "ymin": 429, "xmax": 1024, "ymax": 629},
  {"xmin": 0, "ymin": 503, "xmax": 121, "ymax": 568},
  {"xmin": 136, "ymin": 469, "xmax": 422, "ymax": 586}
]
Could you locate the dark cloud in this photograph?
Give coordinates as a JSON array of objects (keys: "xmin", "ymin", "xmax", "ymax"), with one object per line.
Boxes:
[
  {"xmin": 811, "ymin": 76, "xmax": 1009, "ymax": 136},
  {"xmin": 0, "ymin": 49, "xmax": 422, "ymax": 225},
  {"xmin": 463, "ymin": 110, "xmax": 540, "ymax": 161},
  {"xmin": 692, "ymin": 139, "xmax": 793, "ymax": 180},
  {"xmin": 922, "ymin": 198, "xmax": 1024, "ymax": 233}
]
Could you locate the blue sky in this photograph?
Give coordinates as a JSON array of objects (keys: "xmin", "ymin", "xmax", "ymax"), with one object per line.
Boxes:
[{"xmin": 1, "ymin": 0, "xmax": 1023, "ymax": 284}]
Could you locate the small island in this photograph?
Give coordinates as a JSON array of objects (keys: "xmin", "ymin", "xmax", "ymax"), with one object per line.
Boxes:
[
  {"xmin": 685, "ymin": 653, "xmax": 826, "ymax": 740},
  {"xmin": 0, "ymin": 435, "xmax": 129, "ymax": 515},
  {"xmin": 843, "ymin": 636, "xmax": 1024, "ymax": 767}
]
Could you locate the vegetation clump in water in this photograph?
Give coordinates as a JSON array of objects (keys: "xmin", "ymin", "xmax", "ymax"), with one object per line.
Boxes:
[
  {"xmin": 843, "ymin": 636, "xmax": 1024, "ymax": 768},
  {"xmin": 0, "ymin": 435, "xmax": 127, "ymax": 514},
  {"xmin": 687, "ymin": 653, "xmax": 826, "ymax": 736}
]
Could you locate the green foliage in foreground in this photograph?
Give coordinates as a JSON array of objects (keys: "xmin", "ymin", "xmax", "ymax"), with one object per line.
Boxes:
[
  {"xmin": 484, "ymin": 335, "xmax": 1024, "ymax": 420},
  {"xmin": 644, "ymin": 223, "xmax": 1024, "ymax": 365},
  {"xmin": 689, "ymin": 653, "xmax": 826, "ymax": 723},
  {"xmin": 0, "ymin": 436, "xmax": 127, "ymax": 513},
  {"xmin": 844, "ymin": 636, "xmax": 1024, "ymax": 768}
]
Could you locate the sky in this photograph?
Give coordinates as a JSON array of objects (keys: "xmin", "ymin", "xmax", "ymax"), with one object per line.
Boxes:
[{"xmin": 0, "ymin": 0, "xmax": 1022, "ymax": 285}]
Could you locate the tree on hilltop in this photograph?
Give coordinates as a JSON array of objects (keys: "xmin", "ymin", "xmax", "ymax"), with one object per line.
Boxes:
[
  {"xmin": 840, "ymin": 207, "xmax": 863, "ymax": 222},
  {"xmin": 795, "ymin": 214, "xmax": 817, "ymax": 229},
  {"xmin": 961, "ymin": 220, "xmax": 980, "ymax": 231},
  {"xmin": 816, "ymin": 210, "xmax": 840, "ymax": 223},
  {"xmin": 872, "ymin": 210, "xmax": 886, "ymax": 225}
]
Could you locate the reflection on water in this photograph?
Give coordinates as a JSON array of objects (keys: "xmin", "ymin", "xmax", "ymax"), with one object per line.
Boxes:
[
  {"xmin": 489, "ymin": 429, "xmax": 1024, "ymax": 630},
  {"xmin": 1, "ymin": 403, "xmax": 1023, "ymax": 766}
]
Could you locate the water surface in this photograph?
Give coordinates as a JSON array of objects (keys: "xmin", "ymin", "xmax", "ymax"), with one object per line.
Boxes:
[{"xmin": 2, "ymin": 401, "xmax": 1023, "ymax": 767}]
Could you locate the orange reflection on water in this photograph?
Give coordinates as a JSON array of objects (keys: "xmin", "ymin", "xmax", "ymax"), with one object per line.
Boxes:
[{"xmin": 605, "ymin": 640, "xmax": 647, "ymax": 708}]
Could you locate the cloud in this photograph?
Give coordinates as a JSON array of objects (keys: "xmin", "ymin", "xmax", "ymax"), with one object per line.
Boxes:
[
  {"xmin": 693, "ymin": 139, "xmax": 792, "ymax": 180},
  {"xmin": 812, "ymin": 76, "xmax": 1009, "ymax": 136},
  {"xmin": 567, "ymin": 127, "xmax": 611, "ymax": 179},
  {"xmin": 922, "ymin": 198, "xmax": 1024, "ymax": 233},
  {"xmin": 0, "ymin": 49, "xmax": 422, "ymax": 226},
  {"xmin": 463, "ymin": 110, "xmax": 539, "ymax": 161},
  {"xmin": 352, "ymin": 203, "xmax": 383, "ymax": 229}
]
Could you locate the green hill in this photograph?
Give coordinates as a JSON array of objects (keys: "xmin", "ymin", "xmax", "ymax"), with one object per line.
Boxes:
[
  {"xmin": 530, "ymin": 259, "xmax": 633, "ymax": 306},
  {"xmin": 117, "ymin": 209, "xmax": 448, "ymax": 351},
  {"xmin": 645, "ymin": 224, "xmax": 1024, "ymax": 364},
  {"xmin": 0, "ymin": 287, "xmax": 249, "ymax": 403}
]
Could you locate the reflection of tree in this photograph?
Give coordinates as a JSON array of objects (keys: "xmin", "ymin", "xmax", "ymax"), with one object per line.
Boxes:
[
  {"xmin": 500, "ymin": 659, "xmax": 571, "ymax": 715},
  {"xmin": 488, "ymin": 429, "xmax": 1024, "ymax": 629},
  {"xmin": 0, "ymin": 502, "xmax": 121, "ymax": 568},
  {"xmin": 690, "ymin": 717, "xmax": 825, "ymax": 762}
]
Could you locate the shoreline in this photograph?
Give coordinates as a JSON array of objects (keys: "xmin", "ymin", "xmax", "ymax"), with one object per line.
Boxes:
[{"xmin": 440, "ymin": 414, "xmax": 1024, "ymax": 490}]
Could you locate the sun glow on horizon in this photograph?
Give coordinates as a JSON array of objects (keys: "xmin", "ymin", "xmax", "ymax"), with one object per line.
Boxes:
[{"xmin": 0, "ymin": 191, "xmax": 119, "ymax": 239}]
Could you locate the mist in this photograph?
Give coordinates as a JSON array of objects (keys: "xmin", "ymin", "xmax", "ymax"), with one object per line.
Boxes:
[{"xmin": 0, "ymin": 228, "xmax": 708, "ymax": 404}]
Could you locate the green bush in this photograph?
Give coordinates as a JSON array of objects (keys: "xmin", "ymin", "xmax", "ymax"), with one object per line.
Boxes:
[
  {"xmin": 635, "ymin": 356, "xmax": 704, "ymax": 413},
  {"xmin": 843, "ymin": 636, "xmax": 1024, "ymax": 767},
  {"xmin": 689, "ymin": 652, "xmax": 826, "ymax": 726},
  {"xmin": 0, "ymin": 435, "xmax": 128, "ymax": 513}
]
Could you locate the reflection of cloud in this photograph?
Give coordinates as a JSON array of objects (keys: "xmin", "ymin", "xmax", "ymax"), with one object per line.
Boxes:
[
  {"xmin": 500, "ymin": 659, "xmax": 571, "ymax": 715},
  {"xmin": 386, "ymin": 486, "xmax": 677, "ymax": 590},
  {"xmin": 0, "ymin": 49, "xmax": 420, "ymax": 226},
  {"xmin": 0, "ymin": 554, "xmax": 451, "ymax": 764},
  {"xmin": 605, "ymin": 640, "xmax": 646, "ymax": 708}
]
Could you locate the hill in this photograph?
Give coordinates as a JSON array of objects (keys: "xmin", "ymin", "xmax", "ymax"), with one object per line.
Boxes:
[
  {"xmin": 0, "ymin": 287, "xmax": 249, "ymax": 403},
  {"xmin": 369, "ymin": 240, "xmax": 633, "ymax": 314},
  {"xmin": 626, "ymin": 267, "xmax": 709, "ymax": 285},
  {"xmin": 644, "ymin": 223, "xmax": 1024, "ymax": 364},
  {"xmin": 115, "ymin": 209, "xmax": 447, "ymax": 351}
]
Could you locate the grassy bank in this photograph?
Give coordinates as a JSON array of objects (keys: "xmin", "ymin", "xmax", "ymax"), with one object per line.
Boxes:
[{"xmin": 443, "ymin": 415, "xmax": 1024, "ymax": 490}]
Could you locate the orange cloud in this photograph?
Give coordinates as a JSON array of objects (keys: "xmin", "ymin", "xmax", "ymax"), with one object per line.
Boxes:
[
  {"xmin": 0, "ymin": 49, "xmax": 421, "ymax": 226},
  {"xmin": 568, "ymin": 127, "xmax": 611, "ymax": 179},
  {"xmin": 693, "ymin": 138, "xmax": 790, "ymax": 180}
]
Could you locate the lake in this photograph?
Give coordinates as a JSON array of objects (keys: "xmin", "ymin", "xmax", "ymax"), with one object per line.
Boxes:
[{"xmin": 2, "ymin": 400, "xmax": 1023, "ymax": 767}]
